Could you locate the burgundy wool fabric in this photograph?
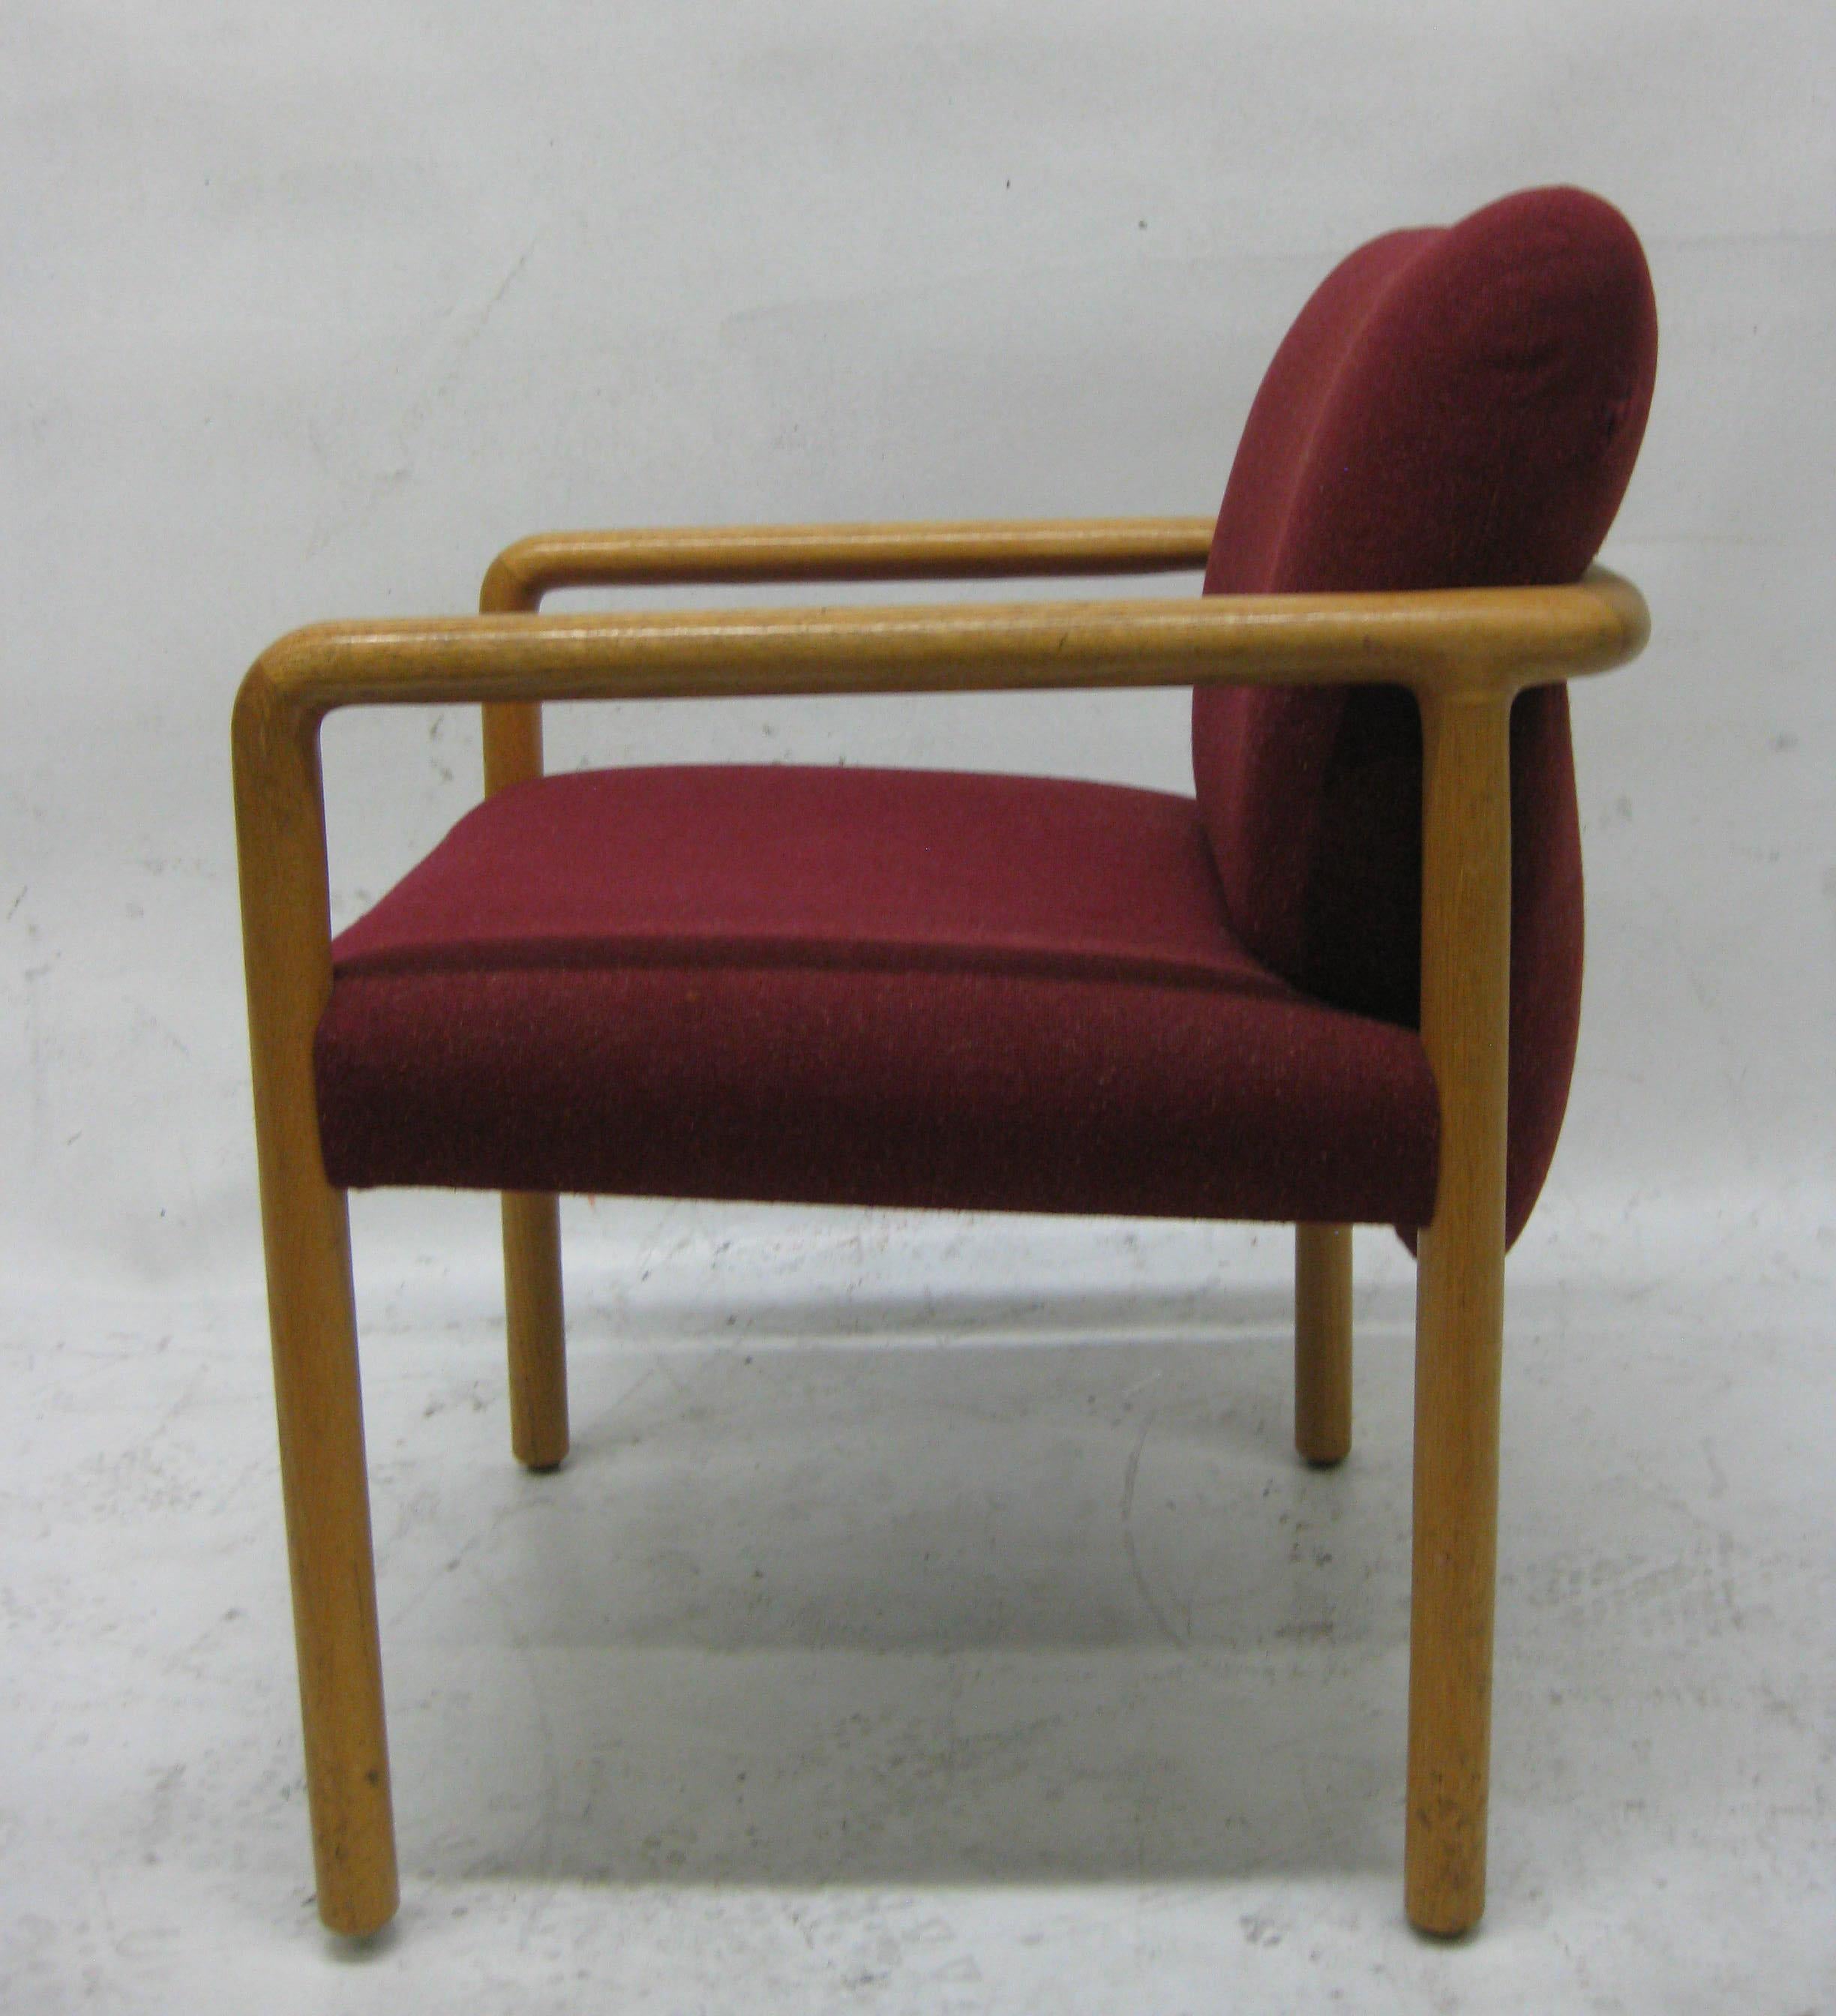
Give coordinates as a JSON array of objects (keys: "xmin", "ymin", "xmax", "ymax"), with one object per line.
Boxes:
[
  {"xmin": 331, "ymin": 766, "xmax": 1286, "ymax": 994},
  {"xmin": 316, "ymin": 767, "xmax": 1439, "ymax": 1225},
  {"xmin": 315, "ymin": 184, "xmax": 1655, "ymax": 1240},
  {"xmin": 1192, "ymin": 185, "xmax": 1657, "ymax": 1244}
]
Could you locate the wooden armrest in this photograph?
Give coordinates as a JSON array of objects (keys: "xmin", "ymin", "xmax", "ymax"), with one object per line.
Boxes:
[
  {"xmin": 479, "ymin": 516, "xmax": 1219, "ymax": 611},
  {"xmin": 475, "ymin": 514, "xmax": 1224, "ymax": 789},
  {"xmin": 464, "ymin": 517, "xmax": 1645, "ymax": 794},
  {"xmin": 240, "ymin": 571, "xmax": 1646, "ymax": 731}
]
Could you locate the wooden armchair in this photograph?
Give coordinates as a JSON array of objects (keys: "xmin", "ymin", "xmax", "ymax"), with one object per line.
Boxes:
[{"xmin": 232, "ymin": 188, "xmax": 1655, "ymax": 1940}]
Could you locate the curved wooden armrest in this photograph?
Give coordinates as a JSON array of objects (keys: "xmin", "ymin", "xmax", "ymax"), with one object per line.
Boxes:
[{"xmin": 240, "ymin": 571, "xmax": 1646, "ymax": 732}]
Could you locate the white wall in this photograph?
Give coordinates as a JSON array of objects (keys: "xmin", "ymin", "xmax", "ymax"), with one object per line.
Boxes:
[{"xmin": 2, "ymin": 0, "xmax": 1832, "ymax": 1301}]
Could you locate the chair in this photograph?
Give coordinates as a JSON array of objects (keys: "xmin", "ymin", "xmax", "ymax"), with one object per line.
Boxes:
[{"xmin": 232, "ymin": 185, "xmax": 1657, "ymax": 1940}]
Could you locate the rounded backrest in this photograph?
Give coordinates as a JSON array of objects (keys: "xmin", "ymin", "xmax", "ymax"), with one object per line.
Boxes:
[{"xmin": 1193, "ymin": 187, "xmax": 1657, "ymax": 1244}]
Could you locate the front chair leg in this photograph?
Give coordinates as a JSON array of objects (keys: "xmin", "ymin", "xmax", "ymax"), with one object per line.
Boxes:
[
  {"xmin": 1294, "ymin": 1222, "xmax": 1353, "ymax": 1464},
  {"xmin": 266, "ymin": 1180, "xmax": 399, "ymax": 1935},
  {"xmin": 1404, "ymin": 686, "xmax": 1514, "ymax": 1936},
  {"xmin": 237, "ymin": 682, "xmax": 398, "ymax": 1936},
  {"xmin": 502, "ymin": 1192, "xmax": 568, "ymax": 1469}
]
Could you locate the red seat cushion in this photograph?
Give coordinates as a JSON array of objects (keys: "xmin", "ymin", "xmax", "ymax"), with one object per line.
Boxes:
[{"xmin": 316, "ymin": 765, "xmax": 1439, "ymax": 1225}]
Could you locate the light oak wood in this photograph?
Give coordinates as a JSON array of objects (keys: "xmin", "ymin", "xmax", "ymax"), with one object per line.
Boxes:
[
  {"xmin": 476, "ymin": 514, "xmax": 1218, "ymax": 817},
  {"xmin": 481, "ymin": 698, "xmax": 542, "ymax": 794},
  {"xmin": 479, "ymin": 517, "xmax": 547, "ymax": 792},
  {"xmin": 480, "ymin": 514, "xmax": 1218, "ymax": 610},
  {"xmin": 502, "ymin": 1192, "xmax": 567, "ymax": 1470},
  {"xmin": 1295, "ymin": 1223, "xmax": 1353, "ymax": 1465},
  {"xmin": 477, "ymin": 564, "xmax": 567, "ymax": 1468},
  {"xmin": 1404, "ymin": 688, "xmax": 1516, "ymax": 1937},
  {"xmin": 245, "ymin": 570, "xmax": 1647, "ymax": 720},
  {"xmin": 232, "ymin": 521, "xmax": 1648, "ymax": 1936},
  {"xmin": 232, "ymin": 678, "xmax": 397, "ymax": 1937}
]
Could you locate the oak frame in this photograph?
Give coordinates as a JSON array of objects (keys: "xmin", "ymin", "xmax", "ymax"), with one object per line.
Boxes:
[{"xmin": 232, "ymin": 518, "xmax": 1648, "ymax": 1940}]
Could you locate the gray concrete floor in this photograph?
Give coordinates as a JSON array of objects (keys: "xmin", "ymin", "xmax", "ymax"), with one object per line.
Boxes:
[{"xmin": 4, "ymin": 1204, "xmax": 1832, "ymax": 2011}]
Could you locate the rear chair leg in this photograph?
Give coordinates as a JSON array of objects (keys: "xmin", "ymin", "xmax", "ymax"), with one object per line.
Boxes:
[
  {"xmin": 1294, "ymin": 1222, "xmax": 1352, "ymax": 1464},
  {"xmin": 478, "ymin": 674, "xmax": 569, "ymax": 1475},
  {"xmin": 502, "ymin": 1192, "xmax": 568, "ymax": 1470}
]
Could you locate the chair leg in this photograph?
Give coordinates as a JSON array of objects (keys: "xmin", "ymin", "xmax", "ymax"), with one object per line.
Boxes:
[
  {"xmin": 236, "ymin": 683, "xmax": 397, "ymax": 1936},
  {"xmin": 502, "ymin": 1191, "xmax": 568, "ymax": 1471},
  {"xmin": 1405, "ymin": 1174, "xmax": 1506, "ymax": 1935},
  {"xmin": 265, "ymin": 1173, "xmax": 399, "ymax": 1936},
  {"xmin": 481, "ymin": 658, "xmax": 568, "ymax": 1474},
  {"xmin": 1403, "ymin": 686, "xmax": 1514, "ymax": 1937},
  {"xmin": 1294, "ymin": 1222, "xmax": 1352, "ymax": 1464}
]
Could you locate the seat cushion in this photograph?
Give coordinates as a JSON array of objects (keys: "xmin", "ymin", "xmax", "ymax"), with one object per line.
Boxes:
[
  {"xmin": 316, "ymin": 764, "xmax": 1439, "ymax": 1225},
  {"xmin": 331, "ymin": 764, "xmax": 1282, "ymax": 992}
]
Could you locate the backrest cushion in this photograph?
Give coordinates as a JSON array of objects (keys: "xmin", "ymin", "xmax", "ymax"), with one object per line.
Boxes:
[{"xmin": 1192, "ymin": 186, "xmax": 1656, "ymax": 1243}]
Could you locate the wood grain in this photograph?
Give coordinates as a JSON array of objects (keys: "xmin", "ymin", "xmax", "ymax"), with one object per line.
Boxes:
[
  {"xmin": 1404, "ymin": 688, "xmax": 1516, "ymax": 1936},
  {"xmin": 232, "ymin": 677, "xmax": 397, "ymax": 1936},
  {"xmin": 476, "ymin": 514, "xmax": 1220, "ymax": 823},
  {"xmin": 244, "ymin": 571, "xmax": 1648, "ymax": 722},
  {"xmin": 1295, "ymin": 1224, "xmax": 1353, "ymax": 1466},
  {"xmin": 480, "ymin": 514, "xmax": 1218, "ymax": 612},
  {"xmin": 476, "ymin": 563, "xmax": 567, "ymax": 1468},
  {"xmin": 501, "ymin": 1191, "xmax": 567, "ymax": 1471}
]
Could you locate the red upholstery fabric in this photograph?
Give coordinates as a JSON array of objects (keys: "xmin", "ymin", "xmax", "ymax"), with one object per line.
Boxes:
[
  {"xmin": 316, "ymin": 766, "xmax": 1439, "ymax": 1225},
  {"xmin": 1192, "ymin": 186, "xmax": 1658, "ymax": 1244},
  {"xmin": 332, "ymin": 766, "xmax": 1280, "ymax": 994}
]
